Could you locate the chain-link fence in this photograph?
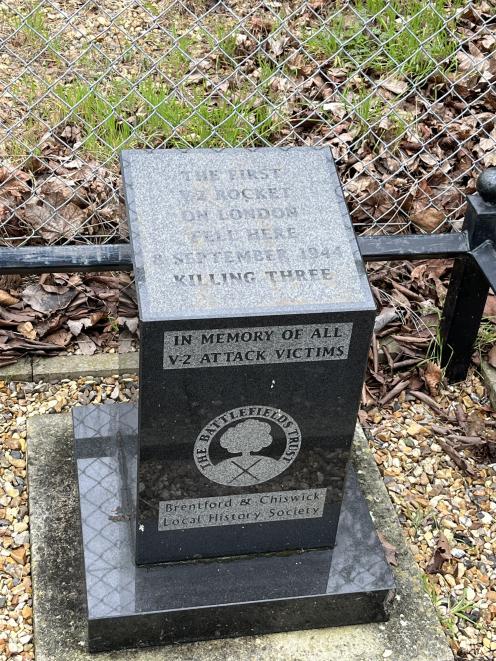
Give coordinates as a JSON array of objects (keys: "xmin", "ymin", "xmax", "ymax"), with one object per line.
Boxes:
[{"xmin": 0, "ymin": 1, "xmax": 495, "ymax": 247}]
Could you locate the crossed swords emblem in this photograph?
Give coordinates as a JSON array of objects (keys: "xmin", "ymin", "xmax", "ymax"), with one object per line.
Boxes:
[{"xmin": 228, "ymin": 457, "xmax": 264, "ymax": 484}]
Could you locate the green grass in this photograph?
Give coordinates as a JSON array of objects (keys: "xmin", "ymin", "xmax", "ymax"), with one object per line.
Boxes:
[
  {"xmin": 206, "ymin": 24, "xmax": 239, "ymax": 64},
  {"xmin": 421, "ymin": 573, "xmax": 440, "ymax": 604},
  {"xmin": 142, "ymin": 1, "xmax": 160, "ymax": 16},
  {"xmin": 258, "ymin": 56, "xmax": 277, "ymax": 85},
  {"xmin": 189, "ymin": 98, "xmax": 243, "ymax": 146},
  {"xmin": 307, "ymin": 0, "xmax": 462, "ymax": 81},
  {"xmin": 306, "ymin": 13, "xmax": 373, "ymax": 67},
  {"xmin": 441, "ymin": 594, "xmax": 477, "ymax": 635},
  {"xmin": 372, "ymin": 0, "xmax": 463, "ymax": 80},
  {"xmin": 137, "ymin": 80, "xmax": 191, "ymax": 144},
  {"xmin": 476, "ymin": 319, "xmax": 496, "ymax": 356},
  {"xmin": 11, "ymin": 3, "xmax": 64, "ymax": 60},
  {"xmin": 3, "ymin": 1, "xmax": 465, "ymax": 166},
  {"xmin": 348, "ymin": 87, "xmax": 382, "ymax": 130},
  {"xmin": 42, "ymin": 79, "xmax": 280, "ymax": 160},
  {"xmin": 168, "ymin": 28, "xmax": 195, "ymax": 74},
  {"xmin": 10, "ymin": 74, "xmax": 41, "ymax": 105},
  {"xmin": 9, "ymin": 119, "xmax": 42, "ymax": 162},
  {"xmin": 424, "ymin": 309, "xmax": 447, "ymax": 367},
  {"xmin": 422, "ymin": 577, "xmax": 477, "ymax": 636},
  {"xmin": 17, "ymin": 4, "xmax": 48, "ymax": 41},
  {"xmin": 178, "ymin": 91, "xmax": 276, "ymax": 148},
  {"xmin": 53, "ymin": 81, "xmax": 135, "ymax": 157},
  {"xmin": 255, "ymin": 56, "xmax": 284, "ymax": 104},
  {"xmin": 405, "ymin": 505, "xmax": 438, "ymax": 536},
  {"xmin": 340, "ymin": 85, "xmax": 386, "ymax": 141},
  {"xmin": 6, "ymin": 69, "xmax": 281, "ymax": 163}
]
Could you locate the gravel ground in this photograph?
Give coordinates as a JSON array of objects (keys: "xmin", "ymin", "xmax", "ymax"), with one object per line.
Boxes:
[
  {"xmin": 0, "ymin": 371, "xmax": 495, "ymax": 660},
  {"xmin": 367, "ymin": 371, "xmax": 496, "ymax": 661},
  {"xmin": 0, "ymin": 374, "xmax": 138, "ymax": 661}
]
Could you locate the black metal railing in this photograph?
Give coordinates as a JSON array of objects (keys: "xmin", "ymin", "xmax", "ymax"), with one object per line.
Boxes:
[{"xmin": 1, "ymin": 169, "xmax": 496, "ymax": 383}]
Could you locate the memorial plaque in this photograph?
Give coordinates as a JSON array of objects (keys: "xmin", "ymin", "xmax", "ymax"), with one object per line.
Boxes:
[
  {"xmin": 64, "ymin": 146, "xmax": 394, "ymax": 651},
  {"xmin": 121, "ymin": 147, "xmax": 376, "ymax": 565}
]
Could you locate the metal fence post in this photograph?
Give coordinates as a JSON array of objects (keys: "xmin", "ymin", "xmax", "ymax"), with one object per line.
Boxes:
[{"xmin": 441, "ymin": 169, "xmax": 496, "ymax": 382}]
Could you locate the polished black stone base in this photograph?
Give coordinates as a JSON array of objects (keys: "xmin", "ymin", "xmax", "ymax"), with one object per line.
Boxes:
[{"xmin": 73, "ymin": 403, "xmax": 395, "ymax": 653}]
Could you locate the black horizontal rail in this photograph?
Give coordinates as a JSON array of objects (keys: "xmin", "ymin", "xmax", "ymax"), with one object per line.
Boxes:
[
  {"xmin": 0, "ymin": 243, "xmax": 133, "ymax": 274},
  {"xmin": 0, "ymin": 232, "xmax": 470, "ymax": 275},
  {"xmin": 1, "ymin": 172, "xmax": 496, "ymax": 385},
  {"xmin": 358, "ymin": 232, "xmax": 469, "ymax": 261}
]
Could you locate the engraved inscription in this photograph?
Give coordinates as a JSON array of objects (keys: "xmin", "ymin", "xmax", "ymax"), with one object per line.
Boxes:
[
  {"xmin": 163, "ymin": 323, "xmax": 352, "ymax": 369},
  {"xmin": 124, "ymin": 148, "xmax": 368, "ymax": 315},
  {"xmin": 158, "ymin": 488, "xmax": 327, "ymax": 531}
]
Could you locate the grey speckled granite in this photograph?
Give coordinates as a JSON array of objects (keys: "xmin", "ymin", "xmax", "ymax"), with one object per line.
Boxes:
[{"xmin": 121, "ymin": 147, "xmax": 373, "ymax": 321}]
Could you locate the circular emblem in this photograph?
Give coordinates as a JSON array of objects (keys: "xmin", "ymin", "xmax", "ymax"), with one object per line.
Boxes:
[{"xmin": 194, "ymin": 405, "xmax": 301, "ymax": 487}]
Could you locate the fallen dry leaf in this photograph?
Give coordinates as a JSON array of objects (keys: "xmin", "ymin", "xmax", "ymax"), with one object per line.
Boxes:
[
  {"xmin": 0, "ymin": 166, "xmax": 31, "ymax": 221},
  {"xmin": 378, "ymin": 532, "xmax": 398, "ymax": 566},
  {"xmin": 22, "ymin": 284, "xmax": 77, "ymax": 314},
  {"xmin": 88, "ymin": 310, "xmax": 106, "ymax": 326},
  {"xmin": 118, "ymin": 329, "xmax": 134, "ymax": 353},
  {"xmin": 17, "ymin": 321, "xmax": 36, "ymax": 340},
  {"xmin": 426, "ymin": 533, "xmax": 451, "ymax": 574},
  {"xmin": 466, "ymin": 410, "xmax": 486, "ymax": 438},
  {"xmin": 249, "ymin": 15, "xmax": 273, "ymax": 34},
  {"xmin": 374, "ymin": 307, "xmax": 399, "ymax": 333},
  {"xmin": 0, "ymin": 289, "xmax": 19, "ymax": 306},
  {"xmin": 45, "ymin": 329, "xmax": 72, "ymax": 346},
  {"xmin": 379, "ymin": 77, "xmax": 408, "ymax": 95},
  {"xmin": 391, "ymin": 288, "xmax": 411, "ymax": 309},
  {"xmin": 411, "ymin": 207, "xmax": 445, "ymax": 233},
  {"xmin": 124, "ymin": 317, "xmax": 139, "ymax": 334},
  {"xmin": 21, "ymin": 197, "xmax": 86, "ymax": 243},
  {"xmin": 77, "ymin": 332, "xmax": 97, "ymax": 355},
  {"xmin": 437, "ymin": 438, "xmax": 477, "ymax": 476},
  {"xmin": 484, "ymin": 293, "xmax": 496, "ymax": 319},
  {"xmin": 424, "ymin": 361, "xmax": 442, "ymax": 396},
  {"xmin": 0, "ymin": 308, "xmax": 37, "ymax": 324},
  {"xmin": 34, "ymin": 314, "xmax": 62, "ymax": 338},
  {"xmin": 67, "ymin": 319, "xmax": 84, "ymax": 336}
]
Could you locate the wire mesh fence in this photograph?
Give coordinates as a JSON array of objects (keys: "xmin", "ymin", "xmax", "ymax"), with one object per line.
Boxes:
[{"xmin": 0, "ymin": 0, "xmax": 495, "ymax": 247}]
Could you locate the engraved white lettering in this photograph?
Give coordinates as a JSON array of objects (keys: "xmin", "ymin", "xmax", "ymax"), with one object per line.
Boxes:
[
  {"xmin": 158, "ymin": 488, "xmax": 327, "ymax": 531},
  {"xmin": 163, "ymin": 324, "xmax": 353, "ymax": 369}
]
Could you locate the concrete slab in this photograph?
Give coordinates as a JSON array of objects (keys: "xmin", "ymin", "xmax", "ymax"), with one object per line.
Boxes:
[
  {"xmin": 0, "ymin": 353, "xmax": 140, "ymax": 383},
  {"xmin": 481, "ymin": 360, "xmax": 496, "ymax": 410},
  {"xmin": 0, "ymin": 356, "xmax": 32, "ymax": 381},
  {"xmin": 30, "ymin": 352, "xmax": 138, "ymax": 381},
  {"xmin": 27, "ymin": 414, "xmax": 453, "ymax": 661},
  {"xmin": 32, "ymin": 353, "xmax": 120, "ymax": 381},
  {"xmin": 118, "ymin": 351, "xmax": 139, "ymax": 375}
]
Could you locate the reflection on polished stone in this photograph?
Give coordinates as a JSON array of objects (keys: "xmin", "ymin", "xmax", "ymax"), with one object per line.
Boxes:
[{"xmin": 73, "ymin": 404, "xmax": 395, "ymax": 652}]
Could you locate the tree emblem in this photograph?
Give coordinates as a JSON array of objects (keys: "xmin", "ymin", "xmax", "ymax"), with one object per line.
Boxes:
[
  {"xmin": 194, "ymin": 406, "xmax": 302, "ymax": 487},
  {"xmin": 220, "ymin": 420, "xmax": 273, "ymax": 457}
]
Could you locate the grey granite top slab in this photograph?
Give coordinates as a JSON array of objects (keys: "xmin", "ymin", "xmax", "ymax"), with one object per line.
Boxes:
[{"xmin": 121, "ymin": 147, "xmax": 374, "ymax": 321}]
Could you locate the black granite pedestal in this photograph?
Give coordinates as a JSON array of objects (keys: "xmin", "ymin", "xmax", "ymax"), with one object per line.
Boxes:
[
  {"xmin": 121, "ymin": 147, "xmax": 377, "ymax": 565},
  {"xmin": 73, "ymin": 403, "xmax": 395, "ymax": 653}
]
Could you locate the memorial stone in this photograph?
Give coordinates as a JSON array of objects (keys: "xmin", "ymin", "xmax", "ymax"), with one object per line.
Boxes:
[
  {"xmin": 122, "ymin": 147, "xmax": 376, "ymax": 564},
  {"xmin": 71, "ymin": 146, "xmax": 395, "ymax": 652}
]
